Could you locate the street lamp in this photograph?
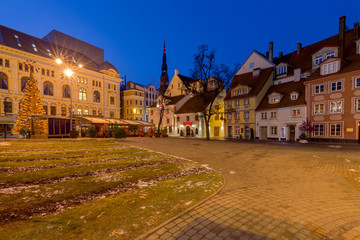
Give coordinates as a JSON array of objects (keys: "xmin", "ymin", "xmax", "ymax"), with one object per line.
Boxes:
[{"xmin": 64, "ymin": 69, "xmax": 74, "ymax": 132}]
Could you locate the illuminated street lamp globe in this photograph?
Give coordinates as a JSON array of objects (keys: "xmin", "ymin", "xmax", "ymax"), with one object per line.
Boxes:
[
  {"xmin": 64, "ymin": 69, "xmax": 74, "ymax": 77},
  {"xmin": 55, "ymin": 58, "xmax": 63, "ymax": 64}
]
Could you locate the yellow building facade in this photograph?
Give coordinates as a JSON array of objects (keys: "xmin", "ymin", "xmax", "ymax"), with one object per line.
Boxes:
[{"xmin": 0, "ymin": 25, "xmax": 122, "ymax": 135}]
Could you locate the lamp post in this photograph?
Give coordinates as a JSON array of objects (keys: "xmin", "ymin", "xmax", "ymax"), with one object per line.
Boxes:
[{"xmin": 56, "ymin": 58, "xmax": 76, "ymax": 135}]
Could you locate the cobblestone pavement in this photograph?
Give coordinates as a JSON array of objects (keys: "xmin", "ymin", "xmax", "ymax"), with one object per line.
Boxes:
[{"xmin": 128, "ymin": 137, "xmax": 360, "ymax": 240}]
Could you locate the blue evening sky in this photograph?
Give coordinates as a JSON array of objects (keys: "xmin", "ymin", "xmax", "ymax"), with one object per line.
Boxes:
[{"xmin": 1, "ymin": 0, "xmax": 359, "ymax": 87}]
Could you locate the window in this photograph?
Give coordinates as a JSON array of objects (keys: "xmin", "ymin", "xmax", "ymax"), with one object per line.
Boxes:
[
  {"xmin": 355, "ymin": 77, "xmax": 360, "ymax": 88},
  {"xmin": 126, "ymin": 109, "xmax": 129, "ymax": 114},
  {"xmin": 243, "ymin": 88, "xmax": 248, "ymax": 94},
  {"xmin": 21, "ymin": 77, "xmax": 29, "ymax": 92},
  {"xmin": 330, "ymin": 81, "xmax": 342, "ymax": 92},
  {"xmin": 244, "ymin": 111, "xmax": 249, "ymax": 119},
  {"xmin": 355, "ymin": 99, "xmax": 360, "ymax": 112},
  {"xmin": 43, "ymin": 81, "xmax": 53, "ymax": 96},
  {"xmin": 186, "ymin": 116, "xmax": 190, "ymax": 121},
  {"xmin": 93, "ymin": 91, "xmax": 100, "ymax": 102},
  {"xmin": 227, "ymin": 101, "xmax": 232, "ymax": 108},
  {"xmin": 326, "ymin": 51, "xmax": 335, "ymax": 59},
  {"xmin": 166, "ymin": 118, "xmax": 170, "ymax": 124},
  {"xmin": 50, "ymin": 106, "xmax": 56, "ymax": 116},
  {"xmin": 330, "ymin": 100, "xmax": 342, "ymax": 114},
  {"xmin": 51, "ymin": 71, "xmax": 55, "ymax": 77},
  {"xmin": 314, "ymin": 103, "xmax": 325, "ymax": 115},
  {"xmin": 177, "ymin": 116, "xmax": 180, "ymax": 122},
  {"xmin": 135, "ymin": 100, "xmax": 138, "ymax": 105},
  {"xmin": 244, "ymin": 98, "xmax": 250, "ymax": 105},
  {"xmin": 0, "ymin": 58, "xmax": 2, "ymax": 66},
  {"xmin": 110, "ymin": 96, "xmax": 115, "ymax": 105},
  {"xmin": 329, "ymin": 123, "xmax": 342, "ymax": 137},
  {"xmin": 315, "ymin": 55, "xmax": 323, "ymax": 65},
  {"xmin": 78, "ymin": 109, "xmax": 82, "ymax": 115},
  {"xmin": 79, "ymin": 88, "xmax": 87, "ymax": 100},
  {"xmin": 314, "ymin": 84, "xmax": 325, "ymax": 94},
  {"xmin": 45, "ymin": 45, "xmax": 52, "ymax": 56},
  {"xmin": 270, "ymin": 111, "xmax": 277, "ymax": 119},
  {"xmin": 234, "ymin": 100, "xmax": 240, "ymax": 107},
  {"xmin": 151, "ymin": 110, "xmax": 153, "ymax": 115},
  {"xmin": 84, "ymin": 109, "xmax": 89, "ymax": 115},
  {"xmin": 92, "ymin": 110, "xmax": 96, "ymax": 115},
  {"xmin": 30, "ymin": 40, "xmax": 38, "ymax": 52},
  {"xmin": 4, "ymin": 98, "xmax": 12, "ymax": 113},
  {"xmin": 290, "ymin": 94, "xmax": 298, "ymax": 100},
  {"xmin": 261, "ymin": 112, "xmax": 267, "ymax": 120},
  {"xmin": 323, "ymin": 62, "xmax": 337, "ymax": 75},
  {"xmin": 46, "ymin": 70, "xmax": 50, "ymax": 76},
  {"xmin": 61, "ymin": 107, "xmax": 66, "ymax": 116},
  {"xmin": 269, "ymin": 97, "xmax": 279, "ymax": 104},
  {"xmin": 63, "ymin": 85, "xmax": 71, "ymax": 98},
  {"xmin": 250, "ymin": 63, "xmax": 254, "ymax": 68},
  {"xmin": 232, "ymin": 90, "xmax": 236, "ymax": 96},
  {"xmin": 237, "ymin": 89, "xmax": 241, "ymax": 95},
  {"xmin": 270, "ymin": 126, "xmax": 277, "ymax": 135},
  {"xmin": 292, "ymin": 109, "xmax": 301, "ymax": 117},
  {"xmin": 227, "ymin": 114, "xmax": 232, "ymax": 120},
  {"xmin": 98, "ymin": 110, "xmax": 102, "ymax": 116},
  {"xmin": 277, "ymin": 66, "xmax": 287, "ymax": 75},
  {"xmin": 14, "ymin": 35, "xmax": 22, "ymax": 47},
  {"xmin": 235, "ymin": 112, "xmax": 240, "ymax": 120},
  {"xmin": 108, "ymin": 84, "xmax": 111, "ymax": 89},
  {"xmin": 235, "ymin": 126, "xmax": 240, "ymax": 135},
  {"xmin": 110, "ymin": 111, "xmax": 114, "ymax": 118},
  {"xmin": 19, "ymin": 63, "xmax": 23, "ymax": 71},
  {"xmin": 24, "ymin": 64, "xmax": 29, "ymax": 72},
  {"xmin": 42, "ymin": 68, "xmax": 45, "ymax": 75},
  {"xmin": 313, "ymin": 123, "xmax": 325, "ymax": 137},
  {"xmin": 5, "ymin": 60, "xmax": 9, "ymax": 67},
  {"xmin": 0, "ymin": 72, "xmax": 8, "ymax": 89},
  {"xmin": 99, "ymin": 82, "xmax": 101, "ymax": 87},
  {"xmin": 43, "ymin": 105, "xmax": 48, "ymax": 115}
]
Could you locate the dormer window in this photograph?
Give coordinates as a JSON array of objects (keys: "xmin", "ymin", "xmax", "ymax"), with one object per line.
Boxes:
[
  {"xmin": 277, "ymin": 66, "xmax": 287, "ymax": 75},
  {"xmin": 269, "ymin": 97, "xmax": 279, "ymax": 104},
  {"xmin": 290, "ymin": 93, "xmax": 299, "ymax": 100},
  {"xmin": 243, "ymin": 87, "xmax": 247, "ymax": 94},
  {"xmin": 237, "ymin": 89, "xmax": 241, "ymax": 95},
  {"xmin": 322, "ymin": 61, "xmax": 338, "ymax": 75},
  {"xmin": 14, "ymin": 35, "xmax": 22, "ymax": 47},
  {"xmin": 315, "ymin": 55, "xmax": 323, "ymax": 65},
  {"xmin": 45, "ymin": 45, "xmax": 52, "ymax": 56},
  {"xmin": 232, "ymin": 90, "xmax": 236, "ymax": 96},
  {"xmin": 326, "ymin": 51, "xmax": 335, "ymax": 59}
]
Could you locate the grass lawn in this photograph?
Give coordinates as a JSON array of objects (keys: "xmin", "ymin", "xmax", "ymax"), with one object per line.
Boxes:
[{"xmin": 0, "ymin": 139, "xmax": 223, "ymax": 240}]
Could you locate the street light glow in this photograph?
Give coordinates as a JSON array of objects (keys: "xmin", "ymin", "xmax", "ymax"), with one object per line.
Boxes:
[
  {"xmin": 78, "ymin": 64, "xmax": 83, "ymax": 68},
  {"xmin": 64, "ymin": 69, "xmax": 74, "ymax": 77},
  {"xmin": 56, "ymin": 59, "xmax": 63, "ymax": 64}
]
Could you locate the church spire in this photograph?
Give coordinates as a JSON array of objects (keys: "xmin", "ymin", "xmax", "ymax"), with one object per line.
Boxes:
[
  {"xmin": 161, "ymin": 41, "xmax": 167, "ymax": 73},
  {"xmin": 159, "ymin": 41, "xmax": 169, "ymax": 95}
]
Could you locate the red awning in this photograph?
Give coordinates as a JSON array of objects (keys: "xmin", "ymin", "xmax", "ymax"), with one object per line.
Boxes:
[{"xmin": 183, "ymin": 121, "xmax": 192, "ymax": 126}]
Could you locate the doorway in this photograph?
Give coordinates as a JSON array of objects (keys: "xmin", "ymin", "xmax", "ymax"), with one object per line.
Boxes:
[
  {"xmin": 260, "ymin": 126, "xmax": 267, "ymax": 140},
  {"xmin": 214, "ymin": 126, "xmax": 220, "ymax": 137},
  {"xmin": 289, "ymin": 125, "xmax": 296, "ymax": 141},
  {"xmin": 227, "ymin": 126, "xmax": 233, "ymax": 138},
  {"xmin": 245, "ymin": 126, "xmax": 250, "ymax": 139},
  {"xmin": 186, "ymin": 126, "xmax": 191, "ymax": 136}
]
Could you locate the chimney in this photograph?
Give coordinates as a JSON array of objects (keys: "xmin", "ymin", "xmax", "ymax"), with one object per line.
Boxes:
[
  {"xmin": 279, "ymin": 52, "xmax": 283, "ymax": 58},
  {"xmin": 269, "ymin": 42, "xmax": 273, "ymax": 62},
  {"xmin": 175, "ymin": 69, "xmax": 179, "ymax": 75},
  {"xmin": 297, "ymin": 43, "xmax": 302, "ymax": 55},
  {"xmin": 354, "ymin": 22, "xmax": 359, "ymax": 41},
  {"xmin": 339, "ymin": 16, "xmax": 346, "ymax": 58},
  {"xmin": 294, "ymin": 68, "xmax": 301, "ymax": 82}
]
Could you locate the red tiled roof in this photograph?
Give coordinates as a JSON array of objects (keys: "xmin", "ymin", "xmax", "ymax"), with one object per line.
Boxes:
[
  {"xmin": 148, "ymin": 95, "xmax": 186, "ymax": 108},
  {"xmin": 224, "ymin": 67, "xmax": 273, "ymax": 101},
  {"xmin": 176, "ymin": 90, "xmax": 219, "ymax": 114},
  {"xmin": 256, "ymin": 80, "xmax": 306, "ymax": 111}
]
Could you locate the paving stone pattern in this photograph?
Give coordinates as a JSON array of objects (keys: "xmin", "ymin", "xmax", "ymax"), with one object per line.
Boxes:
[{"xmin": 129, "ymin": 138, "xmax": 360, "ymax": 240}]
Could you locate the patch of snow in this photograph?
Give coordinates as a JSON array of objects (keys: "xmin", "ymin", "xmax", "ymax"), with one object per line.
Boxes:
[
  {"xmin": 185, "ymin": 201, "xmax": 193, "ymax": 206},
  {"xmin": 229, "ymin": 171, "xmax": 236, "ymax": 174}
]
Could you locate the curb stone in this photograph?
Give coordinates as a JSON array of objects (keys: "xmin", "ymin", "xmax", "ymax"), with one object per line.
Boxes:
[{"xmin": 131, "ymin": 145, "xmax": 227, "ymax": 240}]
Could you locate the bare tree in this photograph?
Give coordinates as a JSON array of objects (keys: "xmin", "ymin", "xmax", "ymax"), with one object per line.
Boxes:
[{"xmin": 188, "ymin": 44, "xmax": 239, "ymax": 140}]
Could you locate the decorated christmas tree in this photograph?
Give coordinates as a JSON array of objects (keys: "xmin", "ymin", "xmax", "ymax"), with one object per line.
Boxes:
[{"xmin": 12, "ymin": 61, "xmax": 48, "ymax": 136}]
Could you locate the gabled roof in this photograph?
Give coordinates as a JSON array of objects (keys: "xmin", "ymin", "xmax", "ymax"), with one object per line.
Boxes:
[
  {"xmin": 225, "ymin": 67, "xmax": 273, "ymax": 101},
  {"xmin": 0, "ymin": 25, "xmax": 118, "ymax": 74},
  {"xmin": 256, "ymin": 80, "xmax": 305, "ymax": 111},
  {"xmin": 178, "ymin": 74, "xmax": 197, "ymax": 87},
  {"xmin": 148, "ymin": 95, "xmax": 186, "ymax": 108},
  {"xmin": 273, "ymin": 28, "xmax": 358, "ymax": 73},
  {"xmin": 176, "ymin": 90, "xmax": 218, "ymax": 114}
]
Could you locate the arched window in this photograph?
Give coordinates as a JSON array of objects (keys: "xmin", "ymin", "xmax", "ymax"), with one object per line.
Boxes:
[
  {"xmin": 79, "ymin": 88, "xmax": 86, "ymax": 100},
  {"xmin": 43, "ymin": 81, "xmax": 53, "ymax": 96},
  {"xmin": 4, "ymin": 97, "xmax": 12, "ymax": 113},
  {"xmin": 93, "ymin": 90, "xmax": 100, "ymax": 102},
  {"xmin": 21, "ymin": 77, "xmax": 29, "ymax": 92},
  {"xmin": 63, "ymin": 85, "xmax": 71, "ymax": 98},
  {"xmin": 0, "ymin": 72, "xmax": 8, "ymax": 89}
]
